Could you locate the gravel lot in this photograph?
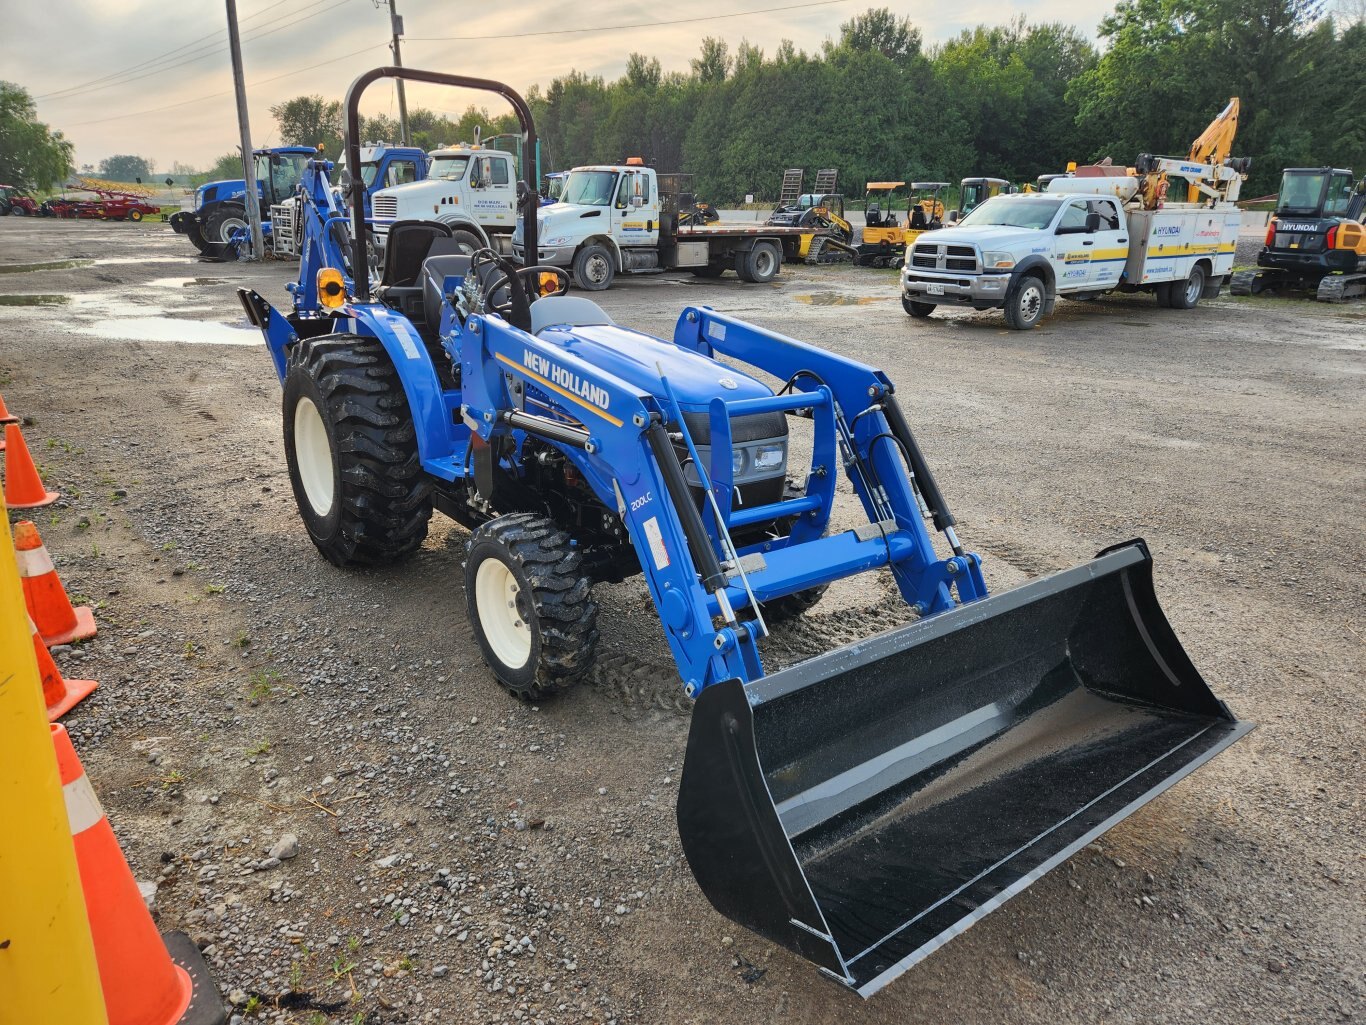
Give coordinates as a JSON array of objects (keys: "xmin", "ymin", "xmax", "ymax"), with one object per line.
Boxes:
[{"xmin": 1, "ymin": 218, "xmax": 1362, "ymax": 1025}]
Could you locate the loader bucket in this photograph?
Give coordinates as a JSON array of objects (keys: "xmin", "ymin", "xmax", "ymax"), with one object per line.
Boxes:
[{"xmin": 677, "ymin": 539, "xmax": 1252, "ymax": 997}]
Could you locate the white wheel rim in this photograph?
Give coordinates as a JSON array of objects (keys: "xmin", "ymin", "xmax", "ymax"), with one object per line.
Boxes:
[
  {"xmin": 476, "ymin": 559, "xmax": 532, "ymax": 669},
  {"xmin": 755, "ymin": 248, "xmax": 775, "ymax": 276},
  {"xmin": 293, "ymin": 397, "xmax": 335, "ymax": 517},
  {"xmin": 1186, "ymin": 275, "xmax": 1201, "ymax": 303},
  {"xmin": 218, "ymin": 215, "xmax": 247, "ymax": 242},
  {"xmin": 1020, "ymin": 285, "xmax": 1042, "ymax": 319}
]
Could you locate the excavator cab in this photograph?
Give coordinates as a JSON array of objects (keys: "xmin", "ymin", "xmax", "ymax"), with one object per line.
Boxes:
[{"xmin": 957, "ymin": 177, "xmax": 1010, "ymax": 218}]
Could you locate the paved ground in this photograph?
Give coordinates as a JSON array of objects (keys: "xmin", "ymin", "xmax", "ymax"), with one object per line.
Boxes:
[{"xmin": 1, "ymin": 218, "xmax": 1362, "ymax": 1025}]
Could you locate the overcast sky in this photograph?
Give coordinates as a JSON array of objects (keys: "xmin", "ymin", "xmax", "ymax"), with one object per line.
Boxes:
[{"xmin": 3, "ymin": 0, "xmax": 1114, "ymax": 171}]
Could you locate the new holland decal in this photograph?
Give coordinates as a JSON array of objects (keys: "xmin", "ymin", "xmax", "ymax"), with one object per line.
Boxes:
[{"xmin": 522, "ymin": 352, "xmax": 611, "ymax": 411}]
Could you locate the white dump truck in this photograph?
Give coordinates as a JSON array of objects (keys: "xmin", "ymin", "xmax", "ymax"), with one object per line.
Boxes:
[
  {"xmin": 370, "ymin": 145, "xmax": 519, "ymax": 253},
  {"xmin": 901, "ymin": 99, "xmax": 1250, "ymax": 329}
]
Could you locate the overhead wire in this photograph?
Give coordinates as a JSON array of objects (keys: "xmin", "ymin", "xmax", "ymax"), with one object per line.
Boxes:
[{"xmin": 36, "ymin": 0, "xmax": 352, "ymax": 103}]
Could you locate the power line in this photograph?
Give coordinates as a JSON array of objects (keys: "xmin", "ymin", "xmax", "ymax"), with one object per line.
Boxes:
[
  {"xmin": 35, "ymin": 0, "xmax": 294, "ymax": 100},
  {"xmin": 61, "ymin": 43, "xmax": 386, "ymax": 128},
  {"xmin": 36, "ymin": 0, "xmax": 351, "ymax": 103},
  {"xmin": 406, "ymin": 0, "xmax": 856, "ymax": 41}
]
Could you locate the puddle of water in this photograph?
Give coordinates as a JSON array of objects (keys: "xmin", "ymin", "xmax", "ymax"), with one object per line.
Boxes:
[
  {"xmin": 0, "ymin": 259, "xmax": 94, "ymax": 274},
  {"xmin": 0, "ymin": 294, "xmax": 70, "ymax": 306},
  {"xmin": 75, "ymin": 318, "xmax": 261, "ymax": 345},
  {"xmin": 793, "ymin": 292, "xmax": 895, "ymax": 306},
  {"xmin": 149, "ymin": 276, "xmax": 229, "ymax": 288},
  {"xmin": 91, "ymin": 256, "xmax": 195, "ymax": 267}
]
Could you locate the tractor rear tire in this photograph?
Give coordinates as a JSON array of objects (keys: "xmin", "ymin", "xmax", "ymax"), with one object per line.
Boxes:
[
  {"xmin": 737, "ymin": 241, "xmax": 781, "ymax": 283},
  {"xmin": 282, "ymin": 334, "xmax": 432, "ymax": 567},
  {"xmin": 465, "ymin": 512, "xmax": 598, "ymax": 701},
  {"xmin": 761, "ymin": 585, "xmax": 828, "ymax": 625}
]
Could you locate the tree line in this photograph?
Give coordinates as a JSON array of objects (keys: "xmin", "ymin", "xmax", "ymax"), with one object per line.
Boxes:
[{"xmin": 4, "ymin": 1, "xmax": 1362, "ymax": 200}]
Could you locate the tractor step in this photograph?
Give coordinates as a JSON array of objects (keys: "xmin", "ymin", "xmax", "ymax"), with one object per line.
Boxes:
[{"xmin": 677, "ymin": 539, "xmax": 1253, "ymax": 997}]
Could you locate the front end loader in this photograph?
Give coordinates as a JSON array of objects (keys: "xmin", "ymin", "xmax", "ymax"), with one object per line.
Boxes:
[{"xmin": 238, "ymin": 66, "xmax": 1252, "ymax": 999}]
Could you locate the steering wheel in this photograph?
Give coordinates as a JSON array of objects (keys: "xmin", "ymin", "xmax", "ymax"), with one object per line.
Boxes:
[{"xmin": 468, "ymin": 248, "xmax": 570, "ymax": 324}]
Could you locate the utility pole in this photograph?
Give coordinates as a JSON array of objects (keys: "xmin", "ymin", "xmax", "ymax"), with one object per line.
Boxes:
[
  {"xmin": 225, "ymin": 0, "xmax": 263, "ymax": 261},
  {"xmin": 378, "ymin": 0, "xmax": 410, "ymax": 145}
]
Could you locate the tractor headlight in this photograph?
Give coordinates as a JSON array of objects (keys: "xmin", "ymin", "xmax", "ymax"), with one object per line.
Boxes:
[
  {"xmin": 982, "ymin": 250, "xmax": 1015, "ymax": 270},
  {"xmin": 732, "ymin": 449, "xmax": 747, "ymax": 476},
  {"xmin": 751, "ymin": 443, "xmax": 785, "ymax": 471}
]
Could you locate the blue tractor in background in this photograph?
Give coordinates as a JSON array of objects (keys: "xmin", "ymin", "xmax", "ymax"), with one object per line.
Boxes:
[
  {"xmin": 172, "ymin": 143, "xmax": 427, "ymax": 257},
  {"xmin": 236, "ymin": 67, "xmax": 1250, "ymax": 999}
]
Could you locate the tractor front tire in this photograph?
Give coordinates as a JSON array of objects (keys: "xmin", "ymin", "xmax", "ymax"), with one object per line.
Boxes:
[
  {"xmin": 205, "ymin": 204, "xmax": 248, "ymax": 246},
  {"xmin": 465, "ymin": 513, "xmax": 598, "ymax": 701},
  {"xmin": 282, "ymin": 334, "xmax": 432, "ymax": 567}
]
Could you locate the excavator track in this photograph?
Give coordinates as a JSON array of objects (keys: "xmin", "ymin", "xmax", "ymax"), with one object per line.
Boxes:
[
  {"xmin": 1316, "ymin": 274, "xmax": 1366, "ymax": 302},
  {"xmin": 1229, "ymin": 269, "xmax": 1261, "ymax": 296}
]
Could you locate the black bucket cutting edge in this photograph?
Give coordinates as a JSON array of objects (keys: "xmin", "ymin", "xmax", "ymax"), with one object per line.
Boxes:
[{"xmin": 676, "ymin": 539, "xmax": 1254, "ymax": 997}]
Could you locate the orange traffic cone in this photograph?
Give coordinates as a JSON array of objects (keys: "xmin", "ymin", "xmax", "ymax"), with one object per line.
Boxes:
[
  {"xmin": 3, "ymin": 424, "xmax": 59, "ymax": 508},
  {"xmin": 15, "ymin": 520, "xmax": 96, "ymax": 646},
  {"xmin": 0, "ymin": 391, "xmax": 18, "ymax": 424},
  {"xmin": 31, "ymin": 615, "xmax": 97, "ymax": 720},
  {"xmin": 51, "ymin": 724, "xmax": 226, "ymax": 1025}
]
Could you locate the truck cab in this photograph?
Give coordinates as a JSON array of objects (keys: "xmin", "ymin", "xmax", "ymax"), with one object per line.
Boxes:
[
  {"xmin": 334, "ymin": 145, "xmax": 428, "ymax": 216},
  {"xmin": 370, "ymin": 145, "xmax": 518, "ymax": 254},
  {"xmin": 514, "ymin": 164, "xmax": 662, "ymax": 286}
]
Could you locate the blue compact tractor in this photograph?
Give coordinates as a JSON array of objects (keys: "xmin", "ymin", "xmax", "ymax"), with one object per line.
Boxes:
[{"xmin": 238, "ymin": 68, "xmax": 1252, "ymax": 998}]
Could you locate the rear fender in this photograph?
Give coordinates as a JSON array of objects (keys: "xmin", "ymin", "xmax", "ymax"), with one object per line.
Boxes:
[{"xmin": 341, "ymin": 304, "xmax": 459, "ymax": 470}]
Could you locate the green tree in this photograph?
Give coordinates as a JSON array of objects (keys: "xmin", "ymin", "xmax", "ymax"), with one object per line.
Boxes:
[
  {"xmin": 98, "ymin": 154, "xmax": 154, "ymax": 181},
  {"xmin": 834, "ymin": 7, "xmax": 922, "ymax": 62},
  {"xmin": 270, "ymin": 94, "xmax": 343, "ymax": 155},
  {"xmin": 691, "ymin": 38, "xmax": 731, "ymax": 83},
  {"xmin": 0, "ymin": 81, "xmax": 74, "ymax": 191}
]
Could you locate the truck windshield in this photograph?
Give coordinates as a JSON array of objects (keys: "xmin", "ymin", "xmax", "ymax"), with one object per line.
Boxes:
[
  {"xmin": 430, "ymin": 156, "xmax": 470, "ymax": 181},
  {"xmin": 563, "ymin": 170, "xmax": 618, "ymax": 207},
  {"xmin": 957, "ymin": 197, "xmax": 1062, "ymax": 230},
  {"xmin": 1276, "ymin": 173, "xmax": 1328, "ymax": 216}
]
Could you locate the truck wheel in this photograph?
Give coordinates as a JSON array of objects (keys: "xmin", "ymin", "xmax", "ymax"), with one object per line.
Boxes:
[
  {"xmin": 573, "ymin": 244, "xmax": 615, "ymax": 291},
  {"xmin": 449, "ymin": 229, "xmax": 482, "ymax": 255},
  {"xmin": 738, "ymin": 241, "xmax": 781, "ymax": 283},
  {"xmin": 1004, "ymin": 274, "xmax": 1046, "ymax": 330},
  {"xmin": 206, "ymin": 204, "xmax": 248, "ymax": 246},
  {"xmin": 691, "ymin": 263, "xmax": 725, "ymax": 278},
  {"xmin": 902, "ymin": 295, "xmax": 935, "ymax": 318},
  {"xmin": 282, "ymin": 334, "xmax": 432, "ymax": 567},
  {"xmin": 1168, "ymin": 265, "xmax": 1206, "ymax": 310},
  {"xmin": 465, "ymin": 512, "xmax": 598, "ymax": 701}
]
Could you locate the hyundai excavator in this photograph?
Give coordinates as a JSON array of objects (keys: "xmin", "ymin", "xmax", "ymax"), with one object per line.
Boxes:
[{"xmin": 1232, "ymin": 167, "xmax": 1366, "ymax": 301}]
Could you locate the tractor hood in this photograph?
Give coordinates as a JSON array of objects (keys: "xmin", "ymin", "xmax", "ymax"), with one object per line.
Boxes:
[
  {"xmin": 534, "ymin": 323, "xmax": 772, "ymax": 412},
  {"xmin": 197, "ymin": 178, "xmax": 248, "ymax": 206}
]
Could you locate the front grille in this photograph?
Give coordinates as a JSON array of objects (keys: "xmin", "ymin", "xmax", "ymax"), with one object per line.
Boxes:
[
  {"xmin": 372, "ymin": 196, "xmax": 398, "ymax": 220},
  {"xmin": 909, "ymin": 242, "xmax": 979, "ymax": 273}
]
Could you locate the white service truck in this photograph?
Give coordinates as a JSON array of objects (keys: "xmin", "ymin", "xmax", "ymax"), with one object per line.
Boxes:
[
  {"xmin": 900, "ymin": 185, "xmax": 1240, "ymax": 329},
  {"xmin": 513, "ymin": 164, "xmax": 823, "ymax": 290},
  {"xmin": 370, "ymin": 146, "xmax": 519, "ymax": 254}
]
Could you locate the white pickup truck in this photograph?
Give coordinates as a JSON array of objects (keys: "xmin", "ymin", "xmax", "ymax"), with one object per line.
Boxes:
[
  {"xmin": 369, "ymin": 146, "xmax": 518, "ymax": 253},
  {"xmin": 900, "ymin": 188, "xmax": 1240, "ymax": 329}
]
